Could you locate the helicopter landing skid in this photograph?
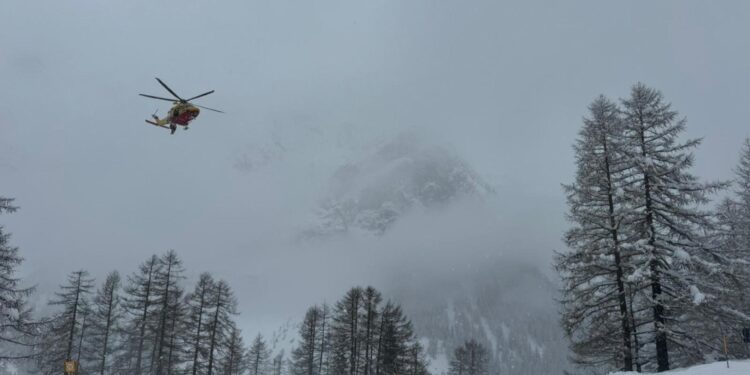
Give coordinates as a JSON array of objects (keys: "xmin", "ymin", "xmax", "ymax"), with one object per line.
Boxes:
[{"xmin": 145, "ymin": 120, "xmax": 171, "ymax": 129}]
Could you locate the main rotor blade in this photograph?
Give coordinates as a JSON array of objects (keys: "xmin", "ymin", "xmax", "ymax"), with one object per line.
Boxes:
[
  {"xmin": 139, "ymin": 93, "xmax": 177, "ymax": 102},
  {"xmin": 195, "ymin": 104, "xmax": 224, "ymax": 113},
  {"xmin": 155, "ymin": 77, "xmax": 184, "ymax": 101},
  {"xmin": 185, "ymin": 90, "xmax": 215, "ymax": 102}
]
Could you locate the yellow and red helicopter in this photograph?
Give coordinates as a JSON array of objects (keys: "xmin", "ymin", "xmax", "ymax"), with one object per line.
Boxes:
[{"xmin": 139, "ymin": 78, "xmax": 223, "ymax": 134}]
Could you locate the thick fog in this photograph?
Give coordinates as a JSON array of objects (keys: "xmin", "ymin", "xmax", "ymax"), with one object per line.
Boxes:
[{"xmin": 3, "ymin": 0, "xmax": 750, "ymax": 343}]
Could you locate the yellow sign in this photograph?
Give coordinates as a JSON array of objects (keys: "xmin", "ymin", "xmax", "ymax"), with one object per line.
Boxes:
[{"xmin": 64, "ymin": 360, "xmax": 78, "ymax": 374}]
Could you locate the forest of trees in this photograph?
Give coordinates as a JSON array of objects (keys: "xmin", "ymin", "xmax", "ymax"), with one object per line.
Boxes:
[
  {"xmin": 288, "ymin": 286, "xmax": 429, "ymax": 375},
  {"xmin": 556, "ymin": 83, "xmax": 750, "ymax": 373},
  {"xmin": 29, "ymin": 250, "xmax": 246, "ymax": 375},
  {"xmin": 0, "ymin": 199, "xmax": 433, "ymax": 375},
  {"xmin": 0, "ymin": 208, "xmax": 248, "ymax": 375}
]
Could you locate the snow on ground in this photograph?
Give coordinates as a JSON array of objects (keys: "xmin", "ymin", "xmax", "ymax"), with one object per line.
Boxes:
[{"xmin": 610, "ymin": 360, "xmax": 750, "ymax": 375}]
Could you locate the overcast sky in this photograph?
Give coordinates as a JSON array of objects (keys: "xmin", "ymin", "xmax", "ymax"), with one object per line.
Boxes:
[{"xmin": 2, "ymin": 0, "xmax": 750, "ymax": 335}]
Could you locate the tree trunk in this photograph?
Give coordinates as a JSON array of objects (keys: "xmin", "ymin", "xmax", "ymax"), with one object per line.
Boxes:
[
  {"xmin": 602, "ymin": 136, "xmax": 633, "ymax": 371},
  {"xmin": 638, "ymin": 114, "xmax": 669, "ymax": 372},
  {"xmin": 75, "ymin": 308, "xmax": 88, "ymax": 364},
  {"xmin": 66, "ymin": 274, "xmax": 82, "ymax": 361}
]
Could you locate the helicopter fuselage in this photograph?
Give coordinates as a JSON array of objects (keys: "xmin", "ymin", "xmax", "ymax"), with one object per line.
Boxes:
[{"xmin": 169, "ymin": 103, "xmax": 200, "ymax": 126}]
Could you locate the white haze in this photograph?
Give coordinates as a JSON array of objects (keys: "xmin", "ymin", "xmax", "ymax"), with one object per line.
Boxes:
[{"xmin": 2, "ymin": 0, "xmax": 750, "ymax": 347}]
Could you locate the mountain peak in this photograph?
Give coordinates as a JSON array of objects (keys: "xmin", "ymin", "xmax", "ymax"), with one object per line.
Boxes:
[{"xmin": 307, "ymin": 133, "xmax": 493, "ymax": 236}]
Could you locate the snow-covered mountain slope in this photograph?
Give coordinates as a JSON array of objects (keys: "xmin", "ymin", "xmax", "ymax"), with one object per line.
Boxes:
[
  {"xmin": 306, "ymin": 133, "xmax": 493, "ymax": 236},
  {"xmin": 386, "ymin": 261, "xmax": 571, "ymax": 375},
  {"xmin": 610, "ymin": 360, "xmax": 750, "ymax": 375}
]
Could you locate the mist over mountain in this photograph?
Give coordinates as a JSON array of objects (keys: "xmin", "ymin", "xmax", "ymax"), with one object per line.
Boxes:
[{"xmin": 256, "ymin": 132, "xmax": 572, "ymax": 375}]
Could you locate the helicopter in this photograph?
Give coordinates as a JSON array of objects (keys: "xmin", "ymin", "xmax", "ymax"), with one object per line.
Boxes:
[{"xmin": 139, "ymin": 78, "xmax": 223, "ymax": 134}]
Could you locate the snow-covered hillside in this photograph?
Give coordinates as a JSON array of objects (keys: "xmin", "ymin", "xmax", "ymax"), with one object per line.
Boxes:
[
  {"xmin": 610, "ymin": 360, "xmax": 750, "ymax": 375},
  {"xmin": 307, "ymin": 133, "xmax": 493, "ymax": 236},
  {"xmin": 388, "ymin": 261, "xmax": 571, "ymax": 375}
]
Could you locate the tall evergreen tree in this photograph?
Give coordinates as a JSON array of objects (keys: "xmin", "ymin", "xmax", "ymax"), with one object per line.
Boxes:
[
  {"xmin": 736, "ymin": 138, "xmax": 750, "ymax": 223},
  {"xmin": 331, "ymin": 287, "xmax": 363, "ymax": 375},
  {"xmin": 38, "ymin": 270, "xmax": 94, "ymax": 374},
  {"xmin": 405, "ymin": 340, "xmax": 429, "ymax": 375},
  {"xmin": 292, "ymin": 288, "xmax": 426, "ymax": 375},
  {"xmin": 317, "ymin": 304, "xmax": 331, "ymax": 375},
  {"xmin": 619, "ymin": 83, "xmax": 728, "ymax": 371},
  {"xmin": 222, "ymin": 325, "xmax": 248, "ymax": 375},
  {"xmin": 725, "ymin": 138, "xmax": 750, "ymax": 261},
  {"xmin": 187, "ymin": 273, "xmax": 215, "ymax": 375},
  {"xmin": 249, "ymin": 333, "xmax": 271, "ymax": 375},
  {"xmin": 86, "ymin": 271, "xmax": 123, "ymax": 375},
  {"xmin": 556, "ymin": 95, "xmax": 635, "ymax": 371},
  {"xmin": 730, "ymin": 139, "xmax": 750, "ymax": 314},
  {"xmin": 152, "ymin": 250, "xmax": 186, "ymax": 375},
  {"xmin": 714, "ymin": 139, "xmax": 750, "ymax": 357},
  {"xmin": 0, "ymin": 197, "xmax": 38, "ymax": 361},
  {"xmin": 121, "ymin": 254, "xmax": 161, "ymax": 374},
  {"xmin": 292, "ymin": 307, "xmax": 322, "ymax": 375},
  {"xmin": 162, "ymin": 286, "xmax": 188, "ymax": 375},
  {"xmin": 205, "ymin": 280, "xmax": 238, "ymax": 375},
  {"xmin": 375, "ymin": 302, "xmax": 414, "ymax": 375},
  {"xmin": 448, "ymin": 340, "xmax": 487, "ymax": 375},
  {"xmin": 359, "ymin": 287, "xmax": 382, "ymax": 375}
]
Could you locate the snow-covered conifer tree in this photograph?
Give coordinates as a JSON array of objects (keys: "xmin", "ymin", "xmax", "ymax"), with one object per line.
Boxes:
[
  {"xmin": 121, "ymin": 254, "xmax": 160, "ymax": 374},
  {"xmin": 152, "ymin": 250, "xmax": 186, "ymax": 375},
  {"xmin": 249, "ymin": 333, "xmax": 271, "ymax": 375},
  {"xmin": 37, "ymin": 270, "xmax": 94, "ymax": 374},
  {"xmin": 360, "ymin": 287, "xmax": 382, "ymax": 375},
  {"xmin": 205, "ymin": 279, "xmax": 238, "ymax": 375},
  {"xmin": 714, "ymin": 139, "xmax": 750, "ymax": 357},
  {"xmin": 619, "ymin": 83, "xmax": 729, "ymax": 371},
  {"xmin": 449, "ymin": 340, "xmax": 488, "ymax": 375},
  {"xmin": 556, "ymin": 95, "xmax": 636, "ymax": 371},
  {"xmin": 331, "ymin": 287, "xmax": 363, "ymax": 375},
  {"xmin": 86, "ymin": 271, "xmax": 123, "ymax": 375},
  {"xmin": 375, "ymin": 301, "xmax": 414, "ymax": 375},
  {"xmin": 292, "ymin": 307, "xmax": 323, "ymax": 375},
  {"xmin": 186, "ymin": 273, "xmax": 215, "ymax": 375},
  {"xmin": 0, "ymin": 197, "xmax": 38, "ymax": 362},
  {"xmin": 222, "ymin": 325, "xmax": 248, "ymax": 375}
]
